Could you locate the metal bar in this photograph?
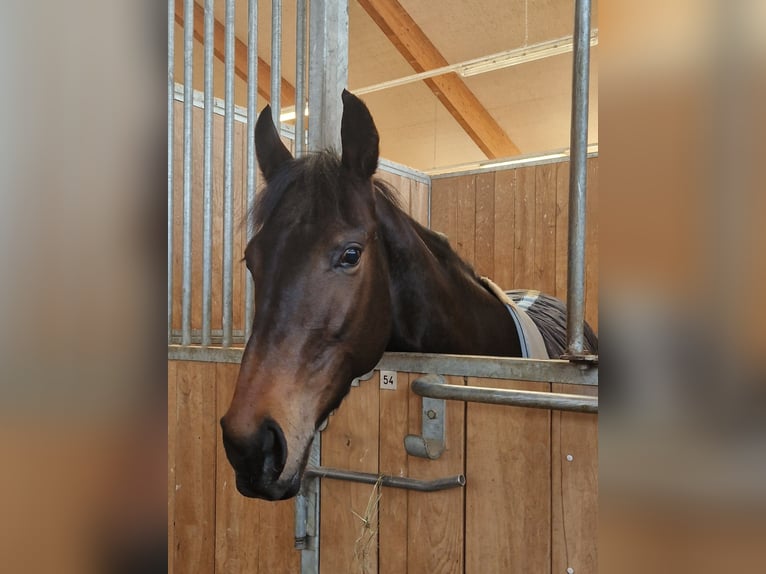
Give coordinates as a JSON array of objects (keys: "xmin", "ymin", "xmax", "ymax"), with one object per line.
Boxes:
[
  {"xmin": 222, "ymin": 0, "xmax": 235, "ymax": 348},
  {"xmin": 167, "ymin": 0, "xmax": 175, "ymax": 344},
  {"xmin": 271, "ymin": 0, "xmax": 282, "ymax": 128},
  {"xmin": 166, "ymin": 346, "xmax": 598, "ymax": 386},
  {"xmin": 201, "ymin": 0, "xmax": 215, "ymax": 347},
  {"xmin": 245, "ymin": 0, "xmax": 258, "ymax": 341},
  {"xmin": 412, "ymin": 378, "xmax": 598, "ymax": 414},
  {"xmin": 566, "ymin": 0, "xmax": 592, "ymax": 356},
  {"xmin": 294, "ymin": 491, "xmax": 308, "ymax": 549},
  {"xmin": 181, "ymin": 0, "xmax": 195, "ymax": 347},
  {"xmin": 305, "ymin": 466, "xmax": 466, "ymax": 492},
  {"xmin": 294, "ymin": 0, "xmax": 307, "ymax": 156}
]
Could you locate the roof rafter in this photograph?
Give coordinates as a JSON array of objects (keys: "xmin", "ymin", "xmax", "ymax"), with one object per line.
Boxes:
[
  {"xmin": 357, "ymin": 0, "xmax": 520, "ymax": 158},
  {"xmin": 174, "ymin": 0, "xmax": 295, "ymax": 108}
]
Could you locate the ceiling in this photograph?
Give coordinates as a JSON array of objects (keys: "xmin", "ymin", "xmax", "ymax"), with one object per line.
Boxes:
[{"xmin": 173, "ymin": 0, "xmax": 598, "ymax": 173}]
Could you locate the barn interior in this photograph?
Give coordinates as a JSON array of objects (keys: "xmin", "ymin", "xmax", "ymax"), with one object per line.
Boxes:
[{"xmin": 172, "ymin": 0, "xmax": 598, "ymax": 173}]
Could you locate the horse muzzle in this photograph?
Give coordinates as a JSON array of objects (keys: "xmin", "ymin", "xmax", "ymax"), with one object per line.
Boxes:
[{"xmin": 220, "ymin": 417, "xmax": 301, "ymax": 500}]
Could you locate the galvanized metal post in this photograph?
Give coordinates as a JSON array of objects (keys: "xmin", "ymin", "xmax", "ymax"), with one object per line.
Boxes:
[
  {"xmin": 245, "ymin": 0, "xmax": 258, "ymax": 341},
  {"xmin": 271, "ymin": 0, "xmax": 282, "ymax": 129},
  {"xmin": 222, "ymin": 0, "xmax": 235, "ymax": 348},
  {"xmin": 167, "ymin": 0, "xmax": 175, "ymax": 344},
  {"xmin": 294, "ymin": 0, "xmax": 308, "ymax": 157},
  {"xmin": 308, "ymin": 0, "xmax": 349, "ymax": 152},
  {"xmin": 302, "ymin": 4, "xmax": 350, "ymax": 571},
  {"xmin": 566, "ymin": 0, "xmax": 592, "ymax": 357},
  {"xmin": 202, "ymin": 0, "xmax": 215, "ymax": 347},
  {"xmin": 181, "ymin": 0, "xmax": 195, "ymax": 346}
]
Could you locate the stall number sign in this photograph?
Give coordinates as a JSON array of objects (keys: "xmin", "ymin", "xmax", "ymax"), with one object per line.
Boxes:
[{"xmin": 380, "ymin": 371, "xmax": 397, "ymax": 390}]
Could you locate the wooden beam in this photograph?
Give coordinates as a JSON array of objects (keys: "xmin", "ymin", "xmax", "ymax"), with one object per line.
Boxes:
[
  {"xmin": 357, "ymin": 0, "xmax": 520, "ymax": 158},
  {"xmin": 174, "ymin": 0, "xmax": 295, "ymax": 108}
]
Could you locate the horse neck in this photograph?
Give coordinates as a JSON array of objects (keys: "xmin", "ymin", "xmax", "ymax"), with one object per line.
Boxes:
[{"xmin": 374, "ymin": 188, "xmax": 521, "ymax": 357}]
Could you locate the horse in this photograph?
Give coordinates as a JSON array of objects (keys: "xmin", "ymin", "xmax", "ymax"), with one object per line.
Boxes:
[{"xmin": 221, "ymin": 90, "xmax": 598, "ymax": 501}]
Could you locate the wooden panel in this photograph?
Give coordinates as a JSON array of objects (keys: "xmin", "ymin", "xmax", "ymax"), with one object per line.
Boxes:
[
  {"xmin": 554, "ymin": 162, "xmax": 570, "ymax": 303},
  {"xmin": 465, "ymin": 378, "xmax": 551, "ymax": 574},
  {"xmin": 174, "ymin": 361, "xmax": 217, "ymax": 574},
  {"xmin": 474, "ymin": 172, "xmax": 495, "ymax": 278},
  {"xmin": 430, "ymin": 177, "xmax": 459, "ymax": 242},
  {"xmin": 551, "ymin": 384, "xmax": 598, "ymax": 574},
  {"xmin": 585, "ymin": 159, "xmax": 599, "ymax": 330},
  {"xmin": 410, "ymin": 180, "xmax": 430, "ymax": 227},
  {"xmin": 493, "ymin": 169, "xmax": 516, "ymax": 289},
  {"xmin": 378, "ymin": 371, "xmax": 414, "ymax": 574},
  {"xmin": 535, "ymin": 163, "xmax": 557, "ymax": 295},
  {"xmin": 320, "ymin": 375, "xmax": 381, "ymax": 574},
  {"xmin": 168, "ymin": 361, "xmax": 178, "ymax": 574},
  {"xmin": 514, "ymin": 166, "xmax": 536, "ymax": 289},
  {"xmin": 406, "ymin": 375, "xmax": 465, "ymax": 574},
  {"xmin": 455, "ymin": 175, "xmax": 477, "ymax": 265}
]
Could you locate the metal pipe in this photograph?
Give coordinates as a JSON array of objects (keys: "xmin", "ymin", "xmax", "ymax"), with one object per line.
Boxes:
[
  {"xmin": 245, "ymin": 0, "xmax": 258, "ymax": 341},
  {"xmin": 411, "ymin": 378, "xmax": 598, "ymax": 414},
  {"xmin": 305, "ymin": 466, "xmax": 466, "ymax": 492},
  {"xmin": 201, "ymin": 0, "xmax": 215, "ymax": 347},
  {"xmin": 222, "ymin": 0, "xmax": 235, "ymax": 348},
  {"xmin": 271, "ymin": 0, "xmax": 282, "ymax": 129},
  {"xmin": 181, "ymin": 0, "xmax": 195, "ymax": 346},
  {"xmin": 167, "ymin": 0, "xmax": 175, "ymax": 344},
  {"xmin": 566, "ymin": 0, "xmax": 592, "ymax": 356},
  {"xmin": 294, "ymin": 491, "xmax": 308, "ymax": 549},
  {"xmin": 166, "ymin": 346, "xmax": 599, "ymax": 387},
  {"xmin": 294, "ymin": 0, "xmax": 307, "ymax": 157}
]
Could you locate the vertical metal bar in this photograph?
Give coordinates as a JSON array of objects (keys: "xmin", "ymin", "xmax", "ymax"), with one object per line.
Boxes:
[
  {"xmin": 303, "ymin": 5, "xmax": 349, "ymax": 571},
  {"xmin": 202, "ymin": 0, "xmax": 215, "ymax": 347},
  {"xmin": 167, "ymin": 0, "xmax": 175, "ymax": 344},
  {"xmin": 271, "ymin": 0, "xmax": 282, "ymax": 128},
  {"xmin": 181, "ymin": 0, "xmax": 195, "ymax": 346},
  {"xmin": 566, "ymin": 0, "xmax": 592, "ymax": 356},
  {"xmin": 222, "ymin": 0, "xmax": 235, "ymax": 348},
  {"xmin": 245, "ymin": 0, "xmax": 258, "ymax": 341},
  {"xmin": 294, "ymin": 0, "xmax": 307, "ymax": 157}
]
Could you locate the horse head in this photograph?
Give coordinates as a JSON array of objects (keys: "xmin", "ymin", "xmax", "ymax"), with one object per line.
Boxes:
[{"xmin": 220, "ymin": 91, "xmax": 392, "ymax": 500}]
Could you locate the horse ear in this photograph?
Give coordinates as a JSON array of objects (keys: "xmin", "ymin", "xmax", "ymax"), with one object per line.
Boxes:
[
  {"xmin": 255, "ymin": 105, "xmax": 293, "ymax": 181},
  {"xmin": 341, "ymin": 89, "xmax": 379, "ymax": 179}
]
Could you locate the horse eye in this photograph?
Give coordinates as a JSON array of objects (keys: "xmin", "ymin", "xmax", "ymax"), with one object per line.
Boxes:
[{"xmin": 339, "ymin": 247, "xmax": 362, "ymax": 267}]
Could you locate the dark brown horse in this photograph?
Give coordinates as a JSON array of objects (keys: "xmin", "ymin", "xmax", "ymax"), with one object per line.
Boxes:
[{"xmin": 221, "ymin": 90, "xmax": 597, "ymax": 500}]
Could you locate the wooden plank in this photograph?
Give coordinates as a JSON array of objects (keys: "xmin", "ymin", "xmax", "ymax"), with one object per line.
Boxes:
[
  {"xmin": 410, "ymin": 180, "xmax": 430, "ymax": 228},
  {"xmin": 174, "ymin": 0, "xmax": 296, "ymax": 107},
  {"xmin": 214, "ymin": 363, "xmax": 298, "ymax": 574},
  {"xmin": 535, "ymin": 163, "xmax": 557, "ymax": 295},
  {"xmin": 585, "ymin": 158, "xmax": 599, "ymax": 331},
  {"xmin": 551, "ymin": 384, "xmax": 598, "ymax": 574},
  {"xmin": 455, "ymin": 175, "xmax": 477, "ymax": 265},
  {"xmin": 474, "ymin": 172, "xmax": 495, "ymax": 278},
  {"xmin": 378, "ymin": 371, "xmax": 413, "ymax": 574},
  {"xmin": 430, "ymin": 177, "xmax": 458, "ymax": 244},
  {"xmin": 406, "ymin": 375, "xmax": 465, "ymax": 574},
  {"xmin": 514, "ymin": 166, "xmax": 536, "ymax": 289},
  {"xmin": 357, "ymin": 0, "xmax": 519, "ymax": 158},
  {"xmin": 168, "ymin": 361, "xmax": 178, "ymax": 574},
  {"xmin": 320, "ymin": 374, "xmax": 381, "ymax": 574},
  {"xmin": 493, "ymin": 169, "xmax": 516, "ymax": 290},
  {"xmin": 554, "ymin": 162, "xmax": 570, "ymax": 303},
  {"xmin": 174, "ymin": 361, "xmax": 217, "ymax": 574},
  {"xmin": 465, "ymin": 378, "xmax": 551, "ymax": 574}
]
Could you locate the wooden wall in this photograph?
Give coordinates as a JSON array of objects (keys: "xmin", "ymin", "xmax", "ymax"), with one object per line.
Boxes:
[
  {"xmin": 170, "ymin": 360, "xmax": 597, "ymax": 574},
  {"xmin": 430, "ymin": 158, "xmax": 599, "ymax": 330}
]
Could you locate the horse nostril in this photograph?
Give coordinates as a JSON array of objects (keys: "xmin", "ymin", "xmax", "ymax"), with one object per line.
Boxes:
[{"xmin": 260, "ymin": 419, "xmax": 287, "ymax": 477}]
